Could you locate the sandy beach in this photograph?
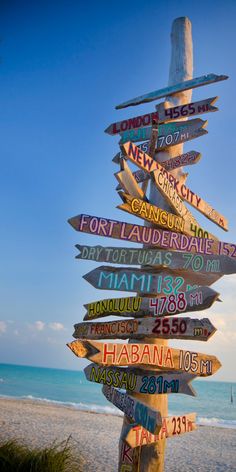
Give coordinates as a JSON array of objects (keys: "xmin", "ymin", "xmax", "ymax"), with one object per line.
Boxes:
[{"xmin": 0, "ymin": 397, "xmax": 235, "ymax": 471}]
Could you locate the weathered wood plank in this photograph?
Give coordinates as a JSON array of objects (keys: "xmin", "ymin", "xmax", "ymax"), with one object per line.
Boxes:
[
  {"xmin": 105, "ymin": 97, "xmax": 218, "ymax": 135},
  {"xmin": 83, "ymin": 286, "xmax": 219, "ymax": 321},
  {"xmin": 122, "ymin": 141, "xmax": 228, "ymax": 231},
  {"xmin": 83, "ymin": 265, "xmax": 220, "ymax": 294},
  {"xmin": 118, "ymin": 193, "xmax": 216, "ymax": 240},
  {"xmin": 84, "ymin": 364, "xmax": 196, "ymax": 396},
  {"xmin": 122, "ymin": 413, "xmax": 197, "ymax": 448},
  {"xmin": 115, "ymin": 159, "xmax": 146, "ymax": 200},
  {"xmin": 67, "ymin": 339, "xmax": 222, "ymax": 376},
  {"xmin": 102, "ymin": 385, "xmax": 162, "ymax": 435},
  {"xmin": 68, "ymin": 214, "xmax": 236, "ymax": 258},
  {"xmin": 115, "ymin": 151, "xmax": 201, "ymax": 189},
  {"xmin": 76, "ymin": 245, "xmax": 236, "ymax": 274},
  {"xmin": 74, "ymin": 317, "xmax": 216, "ymax": 341},
  {"xmin": 119, "ymin": 119, "xmax": 207, "ymax": 147},
  {"xmin": 115, "ymin": 73, "xmax": 228, "ymax": 109},
  {"xmin": 113, "ymin": 149, "xmax": 201, "ymax": 173}
]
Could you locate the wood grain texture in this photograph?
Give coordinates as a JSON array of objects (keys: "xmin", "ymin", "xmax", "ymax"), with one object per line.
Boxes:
[
  {"xmin": 67, "ymin": 339, "xmax": 222, "ymax": 376},
  {"xmin": 122, "ymin": 413, "xmax": 197, "ymax": 448},
  {"xmin": 102, "ymin": 385, "xmax": 162, "ymax": 435},
  {"xmin": 83, "ymin": 286, "xmax": 219, "ymax": 321},
  {"xmin": 68, "ymin": 214, "xmax": 236, "ymax": 257},
  {"xmin": 74, "ymin": 316, "xmax": 216, "ymax": 341},
  {"xmin": 122, "ymin": 141, "xmax": 228, "ymax": 231},
  {"xmin": 105, "ymin": 97, "xmax": 218, "ymax": 135},
  {"xmin": 115, "ymin": 73, "xmax": 227, "ymax": 108},
  {"xmin": 76, "ymin": 244, "xmax": 236, "ymax": 274},
  {"xmin": 119, "ymin": 118, "xmax": 207, "ymax": 146},
  {"xmin": 83, "ymin": 265, "xmax": 220, "ymax": 294},
  {"xmin": 84, "ymin": 364, "xmax": 197, "ymax": 396},
  {"xmin": 118, "ymin": 193, "xmax": 216, "ymax": 240}
]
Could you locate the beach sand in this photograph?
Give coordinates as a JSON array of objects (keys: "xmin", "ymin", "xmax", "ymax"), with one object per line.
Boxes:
[{"xmin": 0, "ymin": 397, "xmax": 235, "ymax": 471}]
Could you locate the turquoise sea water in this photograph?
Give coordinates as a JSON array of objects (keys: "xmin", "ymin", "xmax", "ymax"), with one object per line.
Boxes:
[{"xmin": 0, "ymin": 363, "xmax": 236, "ymax": 429}]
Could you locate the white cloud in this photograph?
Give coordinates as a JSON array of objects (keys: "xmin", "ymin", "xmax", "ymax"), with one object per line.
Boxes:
[
  {"xmin": 0, "ymin": 321, "xmax": 7, "ymax": 334},
  {"xmin": 34, "ymin": 321, "xmax": 45, "ymax": 331},
  {"xmin": 48, "ymin": 322, "xmax": 64, "ymax": 331}
]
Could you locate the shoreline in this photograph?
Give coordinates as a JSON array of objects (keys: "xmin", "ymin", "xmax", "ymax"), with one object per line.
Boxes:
[
  {"xmin": 0, "ymin": 393, "xmax": 236, "ymax": 430},
  {"xmin": 1, "ymin": 397, "xmax": 236, "ymax": 471}
]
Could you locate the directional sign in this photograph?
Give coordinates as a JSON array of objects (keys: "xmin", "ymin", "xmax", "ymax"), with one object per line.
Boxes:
[
  {"xmin": 67, "ymin": 339, "xmax": 222, "ymax": 376},
  {"xmin": 83, "ymin": 286, "xmax": 219, "ymax": 321},
  {"xmin": 115, "ymin": 73, "xmax": 228, "ymax": 109},
  {"xmin": 123, "ymin": 413, "xmax": 197, "ymax": 448},
  {"xmin": 83, "ymin": 265, "xmax": 220, "ymax": 294},
  {"xmin": 68, "ymin": 214, "xmax": 236, "ymax": 258},
  {"xmin": 160, "ymin": 150, "xmax": 201, "ymax": 171},
  {"xmin": 73, "ymin": 317, "xmax": 216, "ymax": 342},
  {"xmin": 122, "ymin": 141, "xmax": 228, "ymax": 231},
  {"xmin": 118, "ymin": 193, "xmax": 216, "ymax": 240},
  {"xmin": 113, "ymin": 149, "xmax": 201, "ymax": 171},
  {"xmin": 119, "ymin": 119, "xmax": 207, "ymax": 148},
  {"xmin": 76, "ymin": 245, "xmax": 236, "ymax": 275},
  {"xmin": 102, "ymin": 385, "xmax": 162, "ymax": 435},
  {"xmin": 115, "ymin": 159, "xmax": 146, "ymax": 200},
  {"xmin": 115, "ymin": 151, "xmax": 201, "ymax": 188},
  {"xmin": 84, "ymin": 364, "xmax": 196, "ymax": 397},
  {"xmin": 105, "ymin": 97, "xmax": 218, "ymax": 135}
]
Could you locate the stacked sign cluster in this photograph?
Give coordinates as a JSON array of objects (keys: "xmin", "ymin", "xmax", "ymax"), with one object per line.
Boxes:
[{"xmin": 67, "ymin": 73, "xmax": 234, "ymax": 463}]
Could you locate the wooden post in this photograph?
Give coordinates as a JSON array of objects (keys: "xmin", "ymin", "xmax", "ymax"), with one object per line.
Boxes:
[{"xmin": 118, "ymin": 16, "xmax": 193, "ymax": 472}]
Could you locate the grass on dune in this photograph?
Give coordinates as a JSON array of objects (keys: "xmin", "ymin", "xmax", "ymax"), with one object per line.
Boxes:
[{"xmin": 0, "ymin": 437, "xmax": 82, "ymax": 472}]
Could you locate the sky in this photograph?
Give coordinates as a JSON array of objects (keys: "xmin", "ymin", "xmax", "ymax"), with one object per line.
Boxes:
[{"xmin": 0, "ymin": 0, "xmax": 236, "ymax": 381}]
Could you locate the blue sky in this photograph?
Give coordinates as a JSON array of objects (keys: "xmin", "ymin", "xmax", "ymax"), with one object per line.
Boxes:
[{"xmin": 0, "ymin": 0, "xmax": 236, "ymax": 381}]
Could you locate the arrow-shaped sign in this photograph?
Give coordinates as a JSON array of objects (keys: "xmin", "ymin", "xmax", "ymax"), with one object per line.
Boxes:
[
  {"xmin": 68, "ymin": 214, "xmax": 236, "ymax": 258},
  {"xmin": 84, "ymin": 364, "xmax": 196, "ymax": 397},
  {"xmin": 115, "ymin": 152, "xmax": 201, "ymax": 188},
  {"xmin": 122, "ymin": 413, "xmax": 197, "ymax": 448},
  {"xmin": 83, "ymin": 265, "xmax": 220, "ymax": 294},
  {"xmin": 119, "ymin": 119, "xmax": 207, "ymax": 148},
  {"xmin": 67, "ymin": 339, "xmax": 222, "ymax": 376},
  {"xmin": 102, "ymin": 385, "xmax": 162, "ymax": 435},
  {"xmin": 115, "ymin": 159, "xmax": 146, "ymax": 201},
  {"xmin": 76, "ymin": 245, "xmax": 236, "ymax": 275},
  {"xmin": 122, "ymin": 141, "xmax": 228, "ymax": 231},
  {"xmin": 74, "ymin": 317, "xmax": 216, "ymax": 342},
  {"xmin": 113, "ymin": 149, "xmax": 201, "ymax": 172},
  {"xmin": 118, "ymin": 193, "xmax": 216, "ymax": 240},
  {"xmin": 115, "ymin": 73, "xmax": 228, "ymax": 109},
  {"xmin": 105, "ymin": 97, "xmax": 218, "ymax": 135},
  {"xmin": 83, "ymin": 286, "xmax": 219, "ymax": 321}
]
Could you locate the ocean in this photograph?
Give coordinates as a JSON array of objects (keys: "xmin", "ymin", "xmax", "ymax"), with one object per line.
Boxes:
[{"xmin": 0, "ymin": 363, "xmax": 236, "ymax": 429}]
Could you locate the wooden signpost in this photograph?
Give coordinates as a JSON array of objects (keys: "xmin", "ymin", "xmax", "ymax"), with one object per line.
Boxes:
[
  {"xmin": 115, "ymin": 73, "xmax": 228, "ymax": 109},
  {"xmin": 119, "ymin": 118, "xmax": 207, "ymax": 148},
  {"xmin": 68, "ymin": 214, "xmax": 236, "ymax": 258},
  {"xmin": 118, "ymin": 193, "xmax": 216, "ymax": 240},
  {"xmin": 76, "ymin": 245, "xmax": 236, "ymax": 275},
  {"xmin": 122, "ymin": 413, "xmax": 197, "ymax": 448},
  {"xmin": 66, "ymin": 16, "xmax": 229, "ymax": 472},
  {"xmin": 73, "ymin": 316, "xmax": 216, "ymax": 341},
  {"xmin": 83, "ymin": 286, "xmax": 219, "ymax": 321},
  {"xmin": 67, "ymin": 339, "xmax": 221, "ymax": 376},
  {"xmin": 122, "ymin": 141, "xmax": 228, "ymax": 231},
  {"xmin": 84, "ymin": 364, "xmax": 197, "ymax": 397},
  {"xmin": 105, "ymin": 97, "xmax": 218, "ymax": 135},
  {"xmin": 102, "ymin": 385, "xmax": 162, "ymax": 435},
  {"xmin": 83, "ymin": 265, "xmax": 220, "ymax": 294}
]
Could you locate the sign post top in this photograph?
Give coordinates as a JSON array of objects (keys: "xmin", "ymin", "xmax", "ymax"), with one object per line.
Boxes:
[{"xmin": 115, "ymin": 73, "xmax": 228, "ymax": 109}]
